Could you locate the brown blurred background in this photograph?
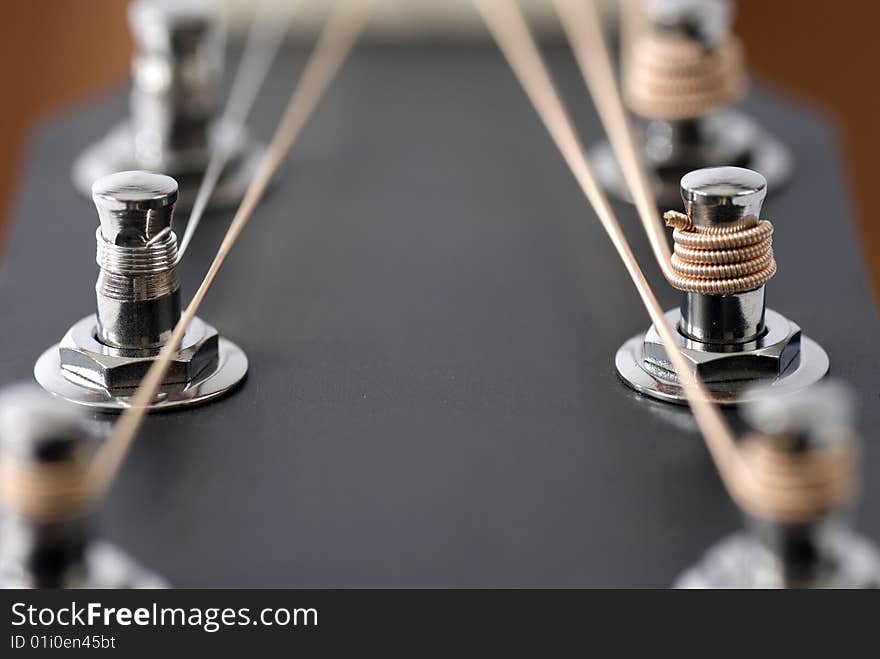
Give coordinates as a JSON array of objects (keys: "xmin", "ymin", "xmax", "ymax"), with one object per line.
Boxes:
[{"xmin": 1, "ymin": 1, "xmax": 878, "ymax": 305}]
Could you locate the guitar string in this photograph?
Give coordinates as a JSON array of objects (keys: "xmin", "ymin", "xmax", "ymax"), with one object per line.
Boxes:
[
  {"xmin": 556, "ymin": 0, "xmax": 776, "ymax": 299},
  {"xmin": 550, "ymin": 0, "xmax": 854, "ymax": 523},
  {"xmin": 176, "ymin": 0, "xmax": 303, "ymax": 259},
  {"xmin": 472, "ymin": 0, "xmax": 750, "ymax": 498},
  {"xmin": 621, "ymin": 4, "xmax": 747, "ymax": 122},
  {"xmin": 6, "ymin": 1, "xmax": 848, "ymax": 527},
  {"xmin": 478, "ymin": 0, "xmax": 858, "ymax": 525},
  {"xmin": 84, "ymin": 0, "xmax": 375, "ymax": 504},
  {"xmin": 553, "ymin": 0, "xmax": 674, "ymax": 283}
]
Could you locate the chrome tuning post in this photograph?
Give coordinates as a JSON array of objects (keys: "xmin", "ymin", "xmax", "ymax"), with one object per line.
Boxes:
[
  {"xmin": 72, "ymin": 0, "xmax": 265, "ymax": 210},
  {"xmin": 615, "ymin": 166, "xmax": 828, "ymax": 405},
  {"xmin": 591, "ymin": 0, "xmax": 792, "ymax": 206},
  {"xmin": 0, "ymin": 384, "xmax": 165, "ymax": 588},
  {"xmin": 35, "ymin": 171, "xmax": 247, "ymax": 411},
  {"xmin": 676, "ymin": 381, "xmax": 880, "ymax": 588}
]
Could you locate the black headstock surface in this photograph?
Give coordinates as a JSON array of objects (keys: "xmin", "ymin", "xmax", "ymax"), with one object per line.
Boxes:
[{"xmin": 2, "ymin": 44, "xmax": 877, "ymax": 587}]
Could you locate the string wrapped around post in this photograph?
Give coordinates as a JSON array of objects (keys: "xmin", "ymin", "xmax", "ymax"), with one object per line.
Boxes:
[{"xmin": 664, "ymin": 209, "xmax": 776, "ymax": 294}]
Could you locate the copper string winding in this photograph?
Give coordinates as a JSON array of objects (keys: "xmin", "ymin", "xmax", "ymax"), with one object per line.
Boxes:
[
  {"xmin": 623, "ymin": 32, "xmax": 747, "ymax": 121},
  {"xmin": 0, "ymin": 459, "xmax": 96, "ymax": 523},
  {"xmin": 488, "ymin": 0, "xmax": 855, "ymax": 527},
  {"xmin": 730, "ymin": 435, "xmax": 858, "ymax": 524},
  {"xmin": 8, "ymin": 0, "xmax": 849, "ymax": 538},
  {"xmin": 663, "ymin": 210, "xmax": 776, "ymax": 294}
]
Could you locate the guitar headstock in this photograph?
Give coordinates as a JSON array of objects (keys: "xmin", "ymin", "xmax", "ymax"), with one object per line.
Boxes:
[{"xmin": 1, "ymin": 0, "xmax": 877, "ymax": 590}]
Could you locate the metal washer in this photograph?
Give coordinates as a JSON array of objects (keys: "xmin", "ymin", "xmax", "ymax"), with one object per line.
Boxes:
[
  {"xmin": 34, "ymin": 335, "xmax": 248, "ymax": 413},
  {"xmin": 0, "ymin": 541, "xmax": 167, "ymax": 589},
  {"xmin": 614, "ymin": 328, "xmax": 830, "ymax": 407},
  {"xmin": 674, "ymin": 531, "xmax": 880, "ymax": 588}
]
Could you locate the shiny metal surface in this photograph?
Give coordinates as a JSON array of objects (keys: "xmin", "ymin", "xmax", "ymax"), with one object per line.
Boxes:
[
  {"xmin": 675, "ymin": 528, "xmax": 880, "ymax": 588},
  {"xmin": 0, "ymin": 384, "xmax": 166, "ymax": 588},
  {"xmin": 57, "ymin": 315, "xmax": 220, "ymax": 393},
  {"xmin": 616, "ymin": 165, "xmax": 798, "ymax": 401},
  {"xmin": 614, "ymin": 321, "xmax": 829, "ymax": 406},
  {"xmin": 38, "ymin": 171, "xmax": 247, "ymax": 411},
  {"xmin": 128, "ymin": 0, "xmax": 222, "ymax": 172},
  {"xmin": 35, "ymin": 332, "xmax": 247, "ymax": 412},
  {"xmin": 744, "ymin": 379, "xmax": 855, "ymax": 444},
  {"xmin": 679, "ymin": 287, "xmax": 766, "ymax": 344},
  {"xmin": 91, "ymin": 172, "xmax": 181, "ymax": 349},
  {"xmin": 681, "ymin": 165, "xmax": 766, "ymax": 227},
  {"xmin": 97, "ymin": 287, "xmax": 183, "ymax": 351},
  {"xmin": 677, "ymin": 381, "xmax": 880, "ymax": 588},
  {"xmin": 594, "ymin": 0, "xmax": 792, "ymax": 207},
  {"xmin": 0, "ymin": 384, "xmax": 85, "ymax": 460},
  {"xmin": 71, "ymin": 0, "xmax": 265, "ymax": 210},
  {"xmin": 643, "ymin": 113, "xmax": 752, "ymax": 195},
  {"xmin": 590, "ymin": 111, "xmax": 792, "ymax": 207},
  {"xmin": 11, "ymin": 43, "xmax": 877, "ymax": 587},
  {"xmin": 642, "ymin": 308, "xmax": 799, "ymax": 383},
  {"xmin": 676, "ymin": 167, "xmax": 769, "ymax": 346},
  {"xmin": 649, "ymin": 0, "xmax": 733, "ymax": 48},
  {"xmin": 0, "ymin": 540, "xmax": 167, "ymax": 588},
  {"xmin": 92, "ymin": 169, "xmax": 178, "ymax": 242},
  {"xmin": 73, "ymin": 123, "xmax": 264, "ymax": 210}
]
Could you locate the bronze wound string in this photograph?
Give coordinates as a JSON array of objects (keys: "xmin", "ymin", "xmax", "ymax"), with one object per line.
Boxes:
[
  {"xmin": 477, "ymin": 0, "xmax": 851, "ymax": 524},
  {"xmin": 472, "ymin": 0, "xmax": 751, "ymax": 499},
  {"xmin": 553, "ymin": 0, "xmax": 674, "ymax": 282}
]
